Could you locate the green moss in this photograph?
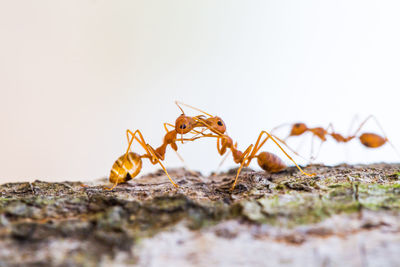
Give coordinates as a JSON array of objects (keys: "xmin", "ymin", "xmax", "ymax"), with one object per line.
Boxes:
[
  {"xmin": 237, "ymin": 181, "xmax": 400, "ymax": 227},
  {"xmin": 31, "ymin": 197, "xmax": 56, "ymax": 206},
  {"xmin": 327, "ymin": 182, "xmax": 352, "ymax": 189}
]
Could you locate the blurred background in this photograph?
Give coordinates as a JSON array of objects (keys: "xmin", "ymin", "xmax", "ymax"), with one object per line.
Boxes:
[{"xmin": 1, "ymin": 0, "xmax": 399, "ymax": 183}]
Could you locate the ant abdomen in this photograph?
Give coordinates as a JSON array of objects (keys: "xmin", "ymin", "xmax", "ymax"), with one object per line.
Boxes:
[
  {"xmin": 359, "ymin": 133, "xmax": 387, "ymax": 148},
  {"xmin": 256, "ymin": 151, "xmax": 286, "ymax": 173},
  {"xmin": 109, "ymin": 152, "xmax": 142, "ymax": 184}
]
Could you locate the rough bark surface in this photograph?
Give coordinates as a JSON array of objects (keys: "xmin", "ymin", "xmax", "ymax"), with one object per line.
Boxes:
[{"xmin": 0, "ymin": 164, "xmax": 400, "ymax": 266}]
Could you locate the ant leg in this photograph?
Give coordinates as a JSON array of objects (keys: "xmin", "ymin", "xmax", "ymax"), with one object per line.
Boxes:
[
  {"xmin": 129, "ymin": 130, "xmax": 181, "ymax": 187},
  {"xmin": 217, "ymin": 137, "xmax": 222, "ymax": 154},
  {"xmin": 185, "ymin": 127, "xmax": 212, "ymax": 141},
  {"xmin": 311, "ymin": 139, "xmax": 325, "ymax": 163},
  {"xmin": 293, "ymin": 133, "xmax": 307, "ymax": 154},
  {"xmin": 126, "ymin": 129, "xmax": 153, "ymax": 159},
  {"xmin": 104, "ymin": 180, "xmax": 119, "ymax": 191},
  {"xmin": 231, "ymin": 145, "xmax": 254, "ymax": 191},
  {"xmin": 163, "ymin": 123, "xmax": 173, "ymax": 133},
  {"xmin": 248, "ymin": 131, "xmax": 315, "ymax": 176},
  {"xmin": 216, "ymin": 136, "xmax": 232, "ymax": 156},
  {"xmin": 270, "ymin": 134, "xmax": 308, "ymax": 161},
  {"xmin": 177, "ymin": 133, "xmax": 219, "ymax": 142},
  {"xmin": 309, "ymin": 134, "xmax": 315, "ymax": 162},
  {"xmin": 217, "ymin": 150, "xmax": 231, "ymax": 171},
  {"xmin": 368, "ymin": 116, "xmax": 400, "ymax": 158},
  {"xmin": 125, "ymin": 129, "xmax": 137, "ymax": 152},
  {"xmin": 347, "ymin": 114, "xmax": 360, "ymax": 136},
  {"xmin": 174, "ymin": 150, "xmax": 201, "ymax": 177},
  {"xmin": 351, "ymin": 115, "xmax": 377, "ymax": 137},
  {"xmin": 215, "ymin": 141, "xmax": 236, "ymax": 173},
  {"xmin": 247, "ymin": 132, "xmax": 307, "ymax": 166},
  {"xmin": 174, "ymin": 150, "xmax": 185, "ymax": 164},
  {"xmin": 248, "ymin": 132, "xmax": 301, "ymax": 160},
  {"xmin": 104, "ymin": 181, "xmax": 117, "ymax": 190},
  {"xmin": 311, "ymin": 123, "xmax": 334, "ymax": 162},
  {"xmin": 146, "ymin": 145, "xmax": 179, "ymax": 188},
  {"xmin": 354, "ymin": 115, "xmax": 392, "ymax": 139},
  {"xmin": 248, "ymin": 131, "xmax": 269, "ymax": 160},
  {"xmin": 388, "ymin": 141, "xmax": 400, "ymax": 158}
]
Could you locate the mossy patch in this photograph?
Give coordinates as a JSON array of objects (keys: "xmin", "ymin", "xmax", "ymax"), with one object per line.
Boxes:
[{"xmin": 239, "ymin": 182, "xmax": 400, "ymax": 227}]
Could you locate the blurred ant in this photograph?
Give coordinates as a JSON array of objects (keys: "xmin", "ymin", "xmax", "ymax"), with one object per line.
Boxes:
[
  {"xmin": 272, "ymin": 122, "xmax": 329, "ymax": 161},
  {"xmin": 273, "ymin": 115, "xmax": 400, "ymax": 161}
]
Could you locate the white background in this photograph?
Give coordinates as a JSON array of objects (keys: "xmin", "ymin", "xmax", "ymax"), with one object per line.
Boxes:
[{"xmin": 1, "ymin": 1, "xmax": 399, "ymax": 183}]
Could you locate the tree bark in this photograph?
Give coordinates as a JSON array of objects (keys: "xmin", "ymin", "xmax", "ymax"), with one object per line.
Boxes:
[{"xmin": 0, "ymin": 164, "xmax": 399, "ymax": 266}]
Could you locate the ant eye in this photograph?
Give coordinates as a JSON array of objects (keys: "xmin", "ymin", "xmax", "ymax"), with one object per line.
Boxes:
[
  {"xmin": 294, "ymin": 123, "xmax": 300, "ymax": 127},
  {"xmin": 217, "ymin": 121, "xmax": 223, "ymax": 126},
  {"xmin": 179, "ymin": 124, "xmax": 186, "ymax": 129}
]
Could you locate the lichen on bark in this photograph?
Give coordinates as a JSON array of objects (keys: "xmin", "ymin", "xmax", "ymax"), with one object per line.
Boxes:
[{"xmin": 0, "ymin": 164, "xmax": 399, "ymax": 266}]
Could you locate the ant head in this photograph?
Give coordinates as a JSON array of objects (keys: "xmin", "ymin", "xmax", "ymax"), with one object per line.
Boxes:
[
  {"xmin": 290, "ymin": 123, "xmax": 307, "ymax": 136},
  {"xmin": 175, "ymin": 114, "xmax": 195, "ymax": 134},
  {"xmin": 204, "ymin": 116, "xmax": 226, "ymax": 135}
]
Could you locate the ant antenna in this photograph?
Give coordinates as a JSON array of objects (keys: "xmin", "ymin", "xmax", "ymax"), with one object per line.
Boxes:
[
  {"xmin": 352, "ymin": 115, "xmax": 379, "ymax": 137},
  {"xmin": 347, "ymin": 114, "xmax": 360, "ymax": 136},
  {"xmin": 175, "ymin": 101, "xmax": 185, "ymax": 114},
  {"xmin": 270, "ymin": 123, "xmax": 292, "ymax": 134},
  {"xmin": 175, "ymin": 101, "xmax": 213, "ymax": 117}
]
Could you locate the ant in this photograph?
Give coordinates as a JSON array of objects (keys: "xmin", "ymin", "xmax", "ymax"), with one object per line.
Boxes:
[
  {"xmin": 271, "ymin": 122, "xmax": 329, "ymax": 161},
  {"xmin": 328, "ymin": 115, "xmax": 400, "ymax": 158},
  {"xmin": 174, "ymin": 103, "xmax": 315, "ymax": 191},
  {"xmin": 106, "ymin": 102, "xmax": 222, "ymax": 190},
  {"xmin": 214, "ymin": 131, "xmax": 314, "ymax": 191},
  {"xmin": 273, "ymin": 115, "xmax": 399, "ymax": 161}
]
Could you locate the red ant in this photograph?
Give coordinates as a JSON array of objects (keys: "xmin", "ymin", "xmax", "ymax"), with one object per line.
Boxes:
[
  {"xmin": 273, "ymin": 115, "xmax": 400, "ymax": 161},
  {"xmin": 106, "ymin": 102, "xmax": 222, "ymax": 190},
  {"xmin": 175, "ymin": 102, "xmax": 315, "ymax": 191}
]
